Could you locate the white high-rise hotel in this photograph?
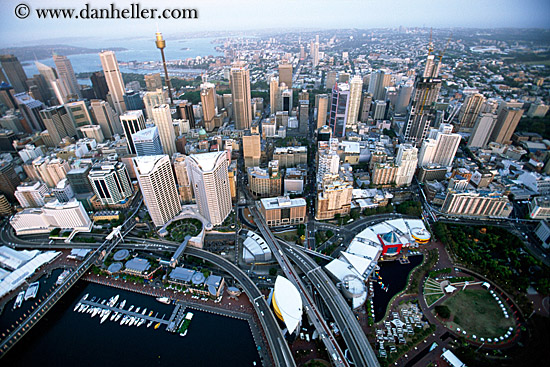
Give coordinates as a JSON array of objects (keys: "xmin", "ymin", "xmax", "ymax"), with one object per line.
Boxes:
[
  {"xmin": 395, "ymin": 144, "xmax": 418, "ymax": 187},
  {"xmin": 186, "ymin": 151, "xmax": 232, "ymax": 226},
  {"xmin": 152, "ymin": 104, "xmax": 177, "ymax": 157},
  {"xmin": 133, "ymin": 155, "xmax": 181, "ymax": 227}
]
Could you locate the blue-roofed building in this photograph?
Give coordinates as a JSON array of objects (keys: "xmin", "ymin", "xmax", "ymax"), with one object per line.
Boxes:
[{"xmin": 124, "ymin": 257, "xmax": 151, "ymax": 275}]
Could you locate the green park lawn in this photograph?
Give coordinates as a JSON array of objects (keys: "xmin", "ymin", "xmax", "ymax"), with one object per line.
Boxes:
[{"xmin": 441, "ymin": 289, "xmax": 514, "ymax": 338}]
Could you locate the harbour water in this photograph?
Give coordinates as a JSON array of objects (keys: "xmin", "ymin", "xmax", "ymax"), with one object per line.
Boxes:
[
  {"xmin": 372, "ymin": 255, "xmax": 423, "ymax": 322},
  {"xmin": 21, "ymin": 36, "xmax": 222, "ymax": 77},
  {"xmin": 1, "ymin": 281, "xmax": 260, "ymax": 367}
]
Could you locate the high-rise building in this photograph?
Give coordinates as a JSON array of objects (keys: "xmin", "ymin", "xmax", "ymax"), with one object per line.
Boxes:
[
  {"xmin": 279, "ymin": 62, "xmax": 293, "ymax": 89},
  {"xmin": 152, "ymin": 104, "xmax": 177, "ymax": 157},
  {"xmin": 66, "ymin": 166, "xmax": 93, "ymax": 194},
  {"xmin": 0, "ymin": 160, "xmax": 22, "ymax": 201},
  {"xmin": 259, "ymin": 196, "xmax": 306, "ymax": 226},
  {"xmin": 143, "ymin": 89, "xmax": 165, "ymax": 121},
  {"xmin": 172, "ymin": 153, "xmax": 193, "ymax": 203},
  {"xmin": 467, "ymin": 113, "xmax": 497, "ymax": 149},
  {"xmin": 99, "ymin": 51, "xmax": 126, "ymax": 115},
  {"xmin": 90, "ymin": 99, "xmax": 121, "ymax": 139},
  {"xmin": 186, "ymin": 151, "xmax": 232, "ymax": 226},
  {"xmin": 14, "ymin": 92, "xmax": 45, "ymax": 132},
  {"xmin": 403, "ymin": 54, "xmax": 443, "ymax": 146},
  {"xmin": 133, "ymin": 126, "xmax": 163, "ymax": 156},
  {"xmin": 315, "ymin": 180, "xmax": 353, "ymax": 220},
  {"xmin": 360, "ymin": 93, "xmax": 373, "ymax": 122},
  {"xmin": 325, "ymin": 71, "xmax": 337, "ymax": 90},
  {"xmin": 442, "ymin": 190, "xmax": 511, "ymax": 218},
  {"xmin": 312, "ymin": 37, "xmax": 320, "ymax": 67},
  {"xmin": 27, "ymin": 74, "xmax": 53, "ymax": 104},
  {"xmin": 14, "ymin": 181, "xmax": 49, "ymax": 208},
  {"xmin": 488, "ymin": 107, "xmax": 524, "ymax": 145},
  {"xmin": 230, "ymin": 61, "xmax": 252, "ymax": 130},
  {"xmin": 120, "ymin": 110, "xmax": 146, "ymax": 155},
  {"xmin": 0, "ymin": 68, "xmax": 7, "ymax": 84},
  {"xmin": 0, "ymin": 194, "xmax": 12, "ymax": 217},
  {"xmin": 368, "ymin": 70, "xmax": 392, "ymax": 101},
  {"xmin": 90, "ymin": 71, "xmax": 108, "ymax": 100},
  {"xmin": 372, "ymin": 100, "xmax": 388, "ymax": 121},
  {"xmin": 133, "ymin": 155, "xmax": 181, "ymax": 227},
  {"xmin": 243, "ymin": 133, "xmax": 261, "ymax": 167},
  {"xmin": 347, "ymin": 75, "xmax": 363, "ymax": 127},
  {"xmin": 395, "ymin": 144, "xmax": 418, "ymax": 187},
  {"xmin": 395, "ymin": 82, "xmax": 413, "ymax": 116},
  {"xmin": 64, "ymin": 100, "xmax": 93, "ymax": 128},
  {"xmin": 248, "ymin": 163, "xmax": 282, "ymax": 198},
  {"xmin": 88, "ymin": 161, "xmax": 133, "ymax": 206},
  {"xmin": 0, "ymin": 55, "xmax": 28, "ymax": 93},
  {"xmin": 316, "ymin": 148, "xmax": 340, "ymax": 184},
  {"xmin": 79, "ymin": 125, "xmax": 105, "ymax": 143},
  {"xmin": 145, "ymin": 73, "xmax": 163, "ymax": 91},
  {"xmin": 328, "ymin": 83, "xmax": 350, "ymax": 137},
  {"xmin": 200, "ymin": 82, "xmax": 217, "ymax": 131},
  {"xmin": 53, "ymin": 54, "xmax": 81, "ymax": 98},
  {"xmin": 123, "ymin": 90, "xmax": 145, "ymax": 111},
  {"xmin": 175, "ymin": 100, "xmax": 195, "ymax": 129},
  {"xmin": 315, "ymin": 94, "xmax": 328, "ymax": 129},
  {"xmin": 418, "ymin": 123, "xmax": 461, "ymax": 168},
  {"xmin": 269, "ymin": 75, "xmax": 279, "ymax": 113},
  {"xmin": 39, "ymin": 106, "xmax": 77, "ymax": 145},
  {"xmin": 458, "ymin": 93, "xmax": 485, "ymax": 131},
  {"xmin": 0, "ymin": 82, "xmax": 17, "ymax": 109},
  {"xmin": 298, "ymin": 100, "xmax": 309, "ymax": 135}
]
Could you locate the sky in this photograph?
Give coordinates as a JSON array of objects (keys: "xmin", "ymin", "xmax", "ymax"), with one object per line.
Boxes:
[{"xmin": 0, "ymin": 0, "xmax": 549, "ymax": 47}]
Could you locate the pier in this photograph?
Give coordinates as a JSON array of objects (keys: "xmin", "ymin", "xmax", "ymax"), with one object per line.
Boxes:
[
  {"xmin": 166, "ymin": 301, "xmax": 187, "ymax": 332},
  {"xmin": 78, "ymin": 299, "xmax": 170, "ymax": 326}
]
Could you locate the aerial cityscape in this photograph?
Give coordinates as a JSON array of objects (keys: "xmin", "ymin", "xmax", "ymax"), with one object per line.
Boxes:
[{"xmin": 0, "ymin": 1, "xmax": 549, "ymax": 366}]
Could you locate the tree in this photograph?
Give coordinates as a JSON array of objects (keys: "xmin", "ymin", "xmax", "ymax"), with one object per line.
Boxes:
[{"xmin": 435, "ymin": 305, "xmax": 451, "ymax": 319}]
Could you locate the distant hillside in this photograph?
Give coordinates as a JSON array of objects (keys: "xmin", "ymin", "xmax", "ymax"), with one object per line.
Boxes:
[{"xmin": 0, "ymin": 44, "xmax": 126, "ymax": 61}]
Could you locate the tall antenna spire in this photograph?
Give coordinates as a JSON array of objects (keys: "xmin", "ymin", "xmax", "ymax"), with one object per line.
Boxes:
[{"xmin": 155, "ymin": 29, "xmax": 174, "ymax": 105}]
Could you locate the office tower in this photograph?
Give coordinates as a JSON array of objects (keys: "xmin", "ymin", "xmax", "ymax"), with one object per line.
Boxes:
[
  {"xmin": 403, "ymin": 51, "xmax": 443, "ymax": 146},
  {"xmin": 143, "ymin": 89, "xmax": 165, "ymax": 120},
  {"xmin": 0, "ymin": 55, "xmax": 28, "ymax": 93},
  {"xmin": 325, "ymin": 71, "xmax": 337, "ymax": 90},
  {"xmin": 27, "ymin": 73, "xmax": 53, "ymax": 104},
  {"xmin": 120, "ymin": 110, "xmax": 146, "ymax": 155},
  {"xmin": 64, "ymin": 100, "xmax": 93, "ymax": 128},
  {"xmin": 0, "ymin": 68, "xmax": 6, "ymax": 83},
  {"xmin": 90, "ymin": 71, "xmax": 108, "ymax": 100},
  {"xmin": 0, "ymin": 82, "xmax": 16, "ymax": 109},
  {"xmin": 488, "ymin": 107, "xmax": 524, "ymax": 145},
  {"xmin": 316, "ymin": 94, "xmax": 328, "ymax": 128},
  {"xmin": 1, "ymin": 113, "xmax": 23, "ymax": 133},
  {"xmin": 133, "ymin": 155, "xmax": 181, "ymax": 226},
  {"xmin": 0, "ymin": 161, "xmax": 21, "ymax": 201},
  {"xmin": 66, "ymin": 166, "xmax": 93, "ymax": 194},
  {"xmin": 280, "ymin": 87, "xmax": 292, "ymax": 115},
  {"xmin": 418, "ymin": 123, "xmax": 461, "ymax": 168},
  {"xmin": 243, "ymin": 134, "xmax": 261, "ymax": 167},
  {"xmin": 124, "ymin": 90, "xmax": 145, "ymax": 111},
  {"xmin": 90, "ymin": 99, "xmax": 121, "ymax": 139},
  {"xmin": 200, "ymin": 82, "xmax": 217, "ymax": 131},
  {"xmin": 316, "ymin": 147, "xmax": 340, "ymax": 184},
  {"xmin": 457, "ymin": 94, "xmax": 485, "ymax": 132},
  {"xmin": 311, "ymin": 36, "xmax": 320, "ymax": 67},
  {"xmin": 315, "ymin": 180, "xmax": 353, "ymax": 220},
  {"xmin": 186, "ymin": 151, "xmax": 231, "ymax": 226},
  {"xmin": 88, "ymin": 161, "xmax": 133, "ymax": 206},
  {"xmin": 175, "ymin": 100, "xmax": 195, "ymax": 129},
  {"xmin": 0, "ymin": 194, "xmax": 12, "ymax": 216},
  {"xmin": 442, "ymin": 191, "xmax": 510, "ymax": 218},
  {"xmin": 467, "ymin": 113, "xmax": 497, "ymax": 149},
  {"xmin": 14, "ymin": 92, "xmax": 44, "ymax": 132},
  {"xmin": 15, "ymin": 181, "xmax": 49, "ymax": 208},
  {"xmin": 279, "ymin": 62, "xmax": 293, "ymax": 89},
  {"xmin": 299, "ymin": 100, "xmax": 309, "ymax": 135},
  {"xmin": 172, "ymin": 153, "xmax": 193, "ymax": 203},
  {"xmin": 368, "ymin": 70, "xmax": 392, "ymax": 101},
  {"xmin": 155, "ymin": 31, "xmax": 174, "ymax": 104},
  {"xmin": 347, "ymin": 75, "xmax": 363, "ymax": 127},
  {"xmin": 395, "ymin": 82, "xmax": 413, "ymax": 116},
  {"xmin": 133, "ymin": 126, "xmax": 163, "ymax": 156},
  {"xmin": 328, "ymin": 83, "xmax": 350, "ymax": 137},
  {"xmin": 79, "ymin": 125, "xmax": 105, "ymax": 143},
  {"xmin": 372, "ymin": 100, "xmax": 388, "ymax": 120},
  {"xmin": 395, "ymin": 144, "xmax": 418, "ymax": 187},
  {"xmin": 99, "ymin": 51, "xmax": 126, "ymax": 115},
  {"xmin": 145, "ymin": 73, "xmax": 163, "ymax": 91},
  {"xmin": 52, "ymin": 178, "xmax": 74, "ymax": 203},
  {"xmin": 360, "ymin": 93, "xmax": 373, "ymax": 122},
  {"xmin": 0, "ymin": 130, "xmax": 16, "ymax": 152},
  {"xmin": 39, "ymin": 106, "xmax": 77, "ymax": 145},
  {"xmin": 298, "ymin": 90, "xmax": 309, "ymax": 101},
  {"xmin": 269, "ymin": 75, "xmax": 279, "ymax": 113},
  {"xmin": 53, "ymin": 54, "xmax": 81, "ymax": 98},
  {"xmin": 338, "ymin": 72, "xmax": 350, "ymax": 84},
  {"xmin": 230, "ymin": 61, "xmax": 252, "ymax": 130},
  {"xmin": 152, "ymin": 104, "xmax": 177, "ymax": 156}
]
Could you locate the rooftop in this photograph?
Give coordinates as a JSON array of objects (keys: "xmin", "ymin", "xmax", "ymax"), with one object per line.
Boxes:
[{"xmin": 260, "ymin": 196, "xmax": 306, "ymax": 210}]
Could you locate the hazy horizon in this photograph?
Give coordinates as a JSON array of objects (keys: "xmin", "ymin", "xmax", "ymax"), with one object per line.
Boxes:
[{"xmin": 1, "ymin": 0, "xmax": 549, "ymax": 48}]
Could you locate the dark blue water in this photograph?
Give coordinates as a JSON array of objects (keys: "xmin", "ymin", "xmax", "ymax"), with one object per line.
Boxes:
[
  {"xmin": 1, "ymin": 281, "xmax": 260, "ymax": 367},
  {"xmin": 373, "ymin": 255, "xmax": 423, "ymax": 322}
]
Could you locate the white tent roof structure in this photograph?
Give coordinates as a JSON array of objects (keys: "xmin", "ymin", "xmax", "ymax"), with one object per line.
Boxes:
[{"xmin": 273, "ymin": 276, "xmax": 303, "ymax": 334}]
